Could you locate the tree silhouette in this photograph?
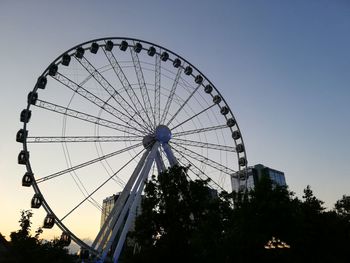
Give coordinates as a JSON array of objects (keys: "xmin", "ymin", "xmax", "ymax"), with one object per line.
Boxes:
[
  {"xmin": 122, "ymin": 167, "xmax": 350, "ymax": 263},
  {"xmin": 335, "ymin": 195, "xmax": 350, "ymax": 221},
  {"xmin": 3, "ymin": 210, "xmax": 76, "ymax": 263}
]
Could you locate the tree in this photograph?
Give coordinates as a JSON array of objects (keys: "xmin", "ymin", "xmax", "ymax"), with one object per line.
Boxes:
[
  {"xmin": 302, "ymin": 185, "xmax": 325, "ymax": 213},
  {"xmin": 122, "ymin": 167, "xmax": 350, "ymax": 263},
  {"xmin": 123, "ymin": 165, "xmax": 231, "ymax": 262},
  {"xmin": 335, "ymin": 195, "xmax": 350, "ymax": 221},
  {"xmin": 3, "ymin": 210, "xmax": 76, "ymax": 263}
]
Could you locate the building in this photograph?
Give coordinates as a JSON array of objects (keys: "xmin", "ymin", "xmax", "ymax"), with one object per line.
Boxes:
[
  {"xmin": 231, "ymin": 164, "xmax": 286, "ymax": 192},
  {"xmin": 100, "ymin": 193, "xmax": 120, "ymax": 228},
  {"xmin": 100, "ymin": 192, "xmax": 142, "ymax": 230}
]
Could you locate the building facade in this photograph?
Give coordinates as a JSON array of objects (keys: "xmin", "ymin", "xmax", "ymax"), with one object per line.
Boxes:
[
  {"xmin": 231, "ymin": 164, "xmax": 286, "ymax": 192},
  {"xmin": 100, "ymin": 193, "xmax": 142, "ymax": 230},
  {"xmin": 100, "ymin": 194, "xmax": 121, "ymax": 228}
]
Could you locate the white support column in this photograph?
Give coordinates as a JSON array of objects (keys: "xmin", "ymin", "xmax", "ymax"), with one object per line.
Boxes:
[
  {"xmin": 93, "ymin": 149, "xmax": 150, "ymax": 253},
  {"xmin": 112, "ymin": 143, "xmax": 159, "ymax": 262},
  {"xmin": 162, "ymin": 143, "xmax": 178, "ymax": 167},
  {"xmin": 155, "ymin": 150, "xmax": 165, "ymax": 173},
  {"xmin": 98, "ymin": 143, "xmax": 158, "ymax": 262}
]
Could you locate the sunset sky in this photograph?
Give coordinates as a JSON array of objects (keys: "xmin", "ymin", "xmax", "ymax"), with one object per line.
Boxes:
[{"xmin": 0, "ymin": 0, "xmax": 349, "ymax": 244}]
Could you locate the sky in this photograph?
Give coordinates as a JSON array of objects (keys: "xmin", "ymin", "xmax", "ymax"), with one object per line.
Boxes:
[{"xmin": 0, "ymin": 0, "xmax": 349, "ymax": 246}]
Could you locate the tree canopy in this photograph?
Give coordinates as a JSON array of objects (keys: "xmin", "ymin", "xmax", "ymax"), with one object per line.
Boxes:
[
  {"xmin": 1, "ymin": 210, "xmax": 76, "ymax": 263},
  {"xmin": 122, "ymin": 165, "xmax": 350, "ymax": 263}
]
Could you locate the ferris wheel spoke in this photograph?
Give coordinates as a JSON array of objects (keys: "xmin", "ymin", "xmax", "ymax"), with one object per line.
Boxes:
[
  {"xmin": 34, "ymin": 99, "xmax": 143, "ymax": 136},
  {"xmin": 79, "ymin": 64, "xmax": 112, "ymax": 86},
  {"xmin": 52, "ymin": 73, "xmax": 149, "ymax": 133},
  {"xmin": 172, "ymin": 138, "xmax": 236, "ymax": 152},
  {"xmin": 154, "ymin": 51, "xmax": 161, "ymax": 126},
  {"xmin": 27, "ymin": 135, "xmax": 142, "ymax": 143},
  {"xmin": 103, "ymin": 48, "xmax": 153, "ymax": 132},
  {"xmin": 172, "ymin": 148, "xmax": 226, "ymax": 192},
  {"xmin": 130, "ymin": 45, "xmax": 155, "ymax": 128},
  {"xmin": 60, "ymin": 147, "xmax": 145, "ymax": 222},
  {"xmin": 172, "ymin": 124, "xmax": 228, "ymax": 137},
  {"xmin": 170, "ymin": 142, "xmax": 235, "ymax": 175},
  {"xmin": 75, "ymin": 56, "xmax": 151, "ymax": 133},
  {"xmin": 160, "ymin": 66, "xmax": 183, "ymax": 124},
  {"xmin": 36, "ymin": 142, "xmax": 142, "ymax": 183},
  {"xmin": 166, "ymin": 83, "xmax": 202, "ymax": 126},
  {"xmin": 171, "ymin": 103, "xmax": 216, "ymax": 131}
]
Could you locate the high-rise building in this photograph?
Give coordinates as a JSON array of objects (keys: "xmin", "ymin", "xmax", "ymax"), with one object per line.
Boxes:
[
  {"xmin": 231, "ymin": 164, "xmax": 286, "ymax": 192},
  {"xmin": 100, "ymin": 193, "xmax": 120, "ymax": 228},
  {"xmin": 100, "ymin": 193, "xmax": 142, "ymax": 231}
]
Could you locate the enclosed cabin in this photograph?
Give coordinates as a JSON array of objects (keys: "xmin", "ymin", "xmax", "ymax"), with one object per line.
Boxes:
[
  {"xmin": 43, "ymin": 214, "xmax": 55, "ymax": 229},
  {"xmin": 75, "ymin": 47, "xmax": 85, "ymax": 59},
  {"xmin": 119, "ymin": 40, "xmax": 128, "ymax": 51},
  {"xmin": 31, "ymin": 193, "xmax": 42, "ymax": 209},
  {"xmin": 148, "ymin": 46, "xmax": 156, "ymax": 56},
  {"xmin": 204, "ymin": 84, "xmax": 213, "ymax": 94},
  {"xmin": 27, "ymin": 91, "xmax": 38, "ymax": 105},
  {"xmin": 220, "ymin": 106, "xmax": 229, "ymax": 115},
  {"xmin": 22, "ymin": 172, "xmax": 33, "ymax": 187},
  {"xmin": 173, "ymin": 58, "xmax": 181, "ymax": 68},
  {"xmin": 20, "ymin": 109, "xmax": 31, "ymax": 123},
  {"xmin": 48, "ymin": 64, "xmax": 58, "ymax": 76},
  {"xmin": 18, "ymin": 150, "xmax": 29, "ymax": 165},
  {"xmin": 184, "ymin": 66, "xmax": 193, "ymax": 75},
  {"xmin": 160, "ymin": 51, "xmax": 169, "ymax": 61},
  {"xmin": 90, "ymin": 42, "xmax": 99, "ymax": 54},
  {"xmin": 226, "ymin": 118, "xmax": 236, "ymax": 127},
  {"xmin": 213, "ymin": 95, "xmax": 222, "ymax": 104},
  {"xmin": 60, "ymin": 232, "xmax": 71, "ymax": 246},
  {"xmin": 16, "ymin": 129, "xmax": 28, "ymax": 143},
  {"xmin": 195, "ymin": 75, "xmax": 203, "ymax": 84},
  {"xmin": 105, "ymin": 40, "xmax": 114, "ymax": 51},
  {"xmin": 36, "ymin": 76, "xmax": 47, "ymax": 89},
  {"xmin": 134, "ymin": 42, "xmax": 142, "ymax": 53},
  {"xmin": 61, "ymin": 54, "xmax": 71, "ymax": 66}
]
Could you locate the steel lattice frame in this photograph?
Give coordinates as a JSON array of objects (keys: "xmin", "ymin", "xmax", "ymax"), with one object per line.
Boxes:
[{"xmin": 17, "ymin": 37, "xmax": 248, "ymax": 262}]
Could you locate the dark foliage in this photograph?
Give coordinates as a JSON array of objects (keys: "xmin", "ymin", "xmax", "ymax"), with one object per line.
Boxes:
[
  {"xmin": 1, "ymin": 210, "xmax": 76, "ymax": 263},
  {"xmin": 122, "ymin": 166, "xmax": 350, "ymax": 263}
]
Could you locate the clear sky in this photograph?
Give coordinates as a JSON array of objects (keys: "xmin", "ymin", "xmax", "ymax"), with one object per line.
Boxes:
[{"xmin": 0, "ymin": 0, "xmax": 349, "ymax": 244}]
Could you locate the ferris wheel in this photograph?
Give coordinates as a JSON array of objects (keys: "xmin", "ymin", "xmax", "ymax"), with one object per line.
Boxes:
[{"xmin": 17, "ymin": 37, "xmax": 248, "ymax": 262}]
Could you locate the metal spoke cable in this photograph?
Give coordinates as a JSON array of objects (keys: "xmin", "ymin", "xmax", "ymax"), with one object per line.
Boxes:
[
  {"xmin": 52, "ymin": 73, "xmax": 147, "ymax": 134},
  {"xmin": 36, "ymin": 143, "xmax": 142, "ymax": 183},
  {"xmin": 172, "ymin": 124, "xmax": 228, "ymax": 137},
  {"xmin": 130, "ymin": 44, "xmax": 155, "ymax": 128},
  {"xmin": 171, "ymin": 103, "xmax": 216, "ymax": 131},
  {"xmin": 34, "ymin": 99, "xmax": 142, "ymax": 136},
  {"xmin": 154, "ymin": 50, "xmax": 161, "ymax": 126},
  {"xmin": 103, "ymin": 48, "xmax": 153, "ymax": 132},
  {"xmin": 172, "ymin": 138, "xmax": 236, "ymax": 152},
  {"xmin": 60, "ymin": 147, "xmax": 145, "ymax": 221},
  {"xmin": 27, "ymin": 135, "xmax": 142, "ymax": 143},
  {"xmin": 61, "ymin": 142, "xmax": 103, "ymax": 211},
  {"xmin": 166, "ymin": 83, "xmax": 202, "ymax": 126},
  {"xmin": 93, "ymin": 106, "xmax": 127, "ymax": 187},
  {"xmin": 160, "ymin": 66, "xmax": 183, "ymax": 124},
  {"xmin": 60, "ymin": 111, "xmax": 102, "ymax": 211},
  {"xmin": 171, "ymin": 142, "xmax": 236, "ymax": 175},
  {"xmin": 73, "ymin": 57, "xmax": 151, "ymax": 133},
  {"xmin": 79, "ymin": 64, "xmax": 112, "ymax": 87},
  {"xmin": 171, "ymin": 147, "xmax": 226, "ymax": 193}
]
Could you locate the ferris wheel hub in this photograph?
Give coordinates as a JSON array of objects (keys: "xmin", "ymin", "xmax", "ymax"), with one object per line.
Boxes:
[{"xmin": 155, "ymin": 125, "xmax": 172, "ymax": 143}]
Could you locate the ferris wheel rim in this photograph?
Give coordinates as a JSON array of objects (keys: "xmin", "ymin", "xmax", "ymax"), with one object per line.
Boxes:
[{"xmin": 18, "ymin": 37, "xmax": 248, "ymax": 256}]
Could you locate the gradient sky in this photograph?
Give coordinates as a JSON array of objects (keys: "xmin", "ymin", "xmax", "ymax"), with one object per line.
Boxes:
[{"xmin": 0, "ymin": 0, "xmax": 349, "ymax": 243}]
